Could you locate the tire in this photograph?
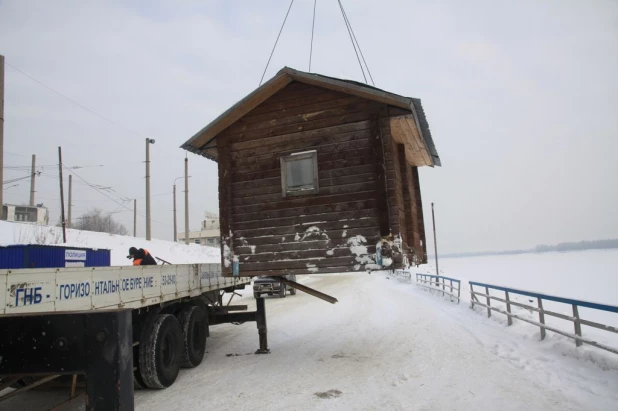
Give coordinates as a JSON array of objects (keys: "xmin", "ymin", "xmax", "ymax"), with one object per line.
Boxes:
[
  {"xmin": 290, "ymin": 287, "xmax": 296, "ymax": 295},
  {"xmin": 254, "ymin": 292, "xmax": 260, "ymax": 299},
  {"xmin": 279, "ymin": 285, "xmax": 286, "ymax": 298},
  {"xmin": 138, "ymin": 314, "xmax": 182, "ymax": 389},
  {"xmin": 178, "ymin": 306, "xmax": 207, "ymax": 368}
]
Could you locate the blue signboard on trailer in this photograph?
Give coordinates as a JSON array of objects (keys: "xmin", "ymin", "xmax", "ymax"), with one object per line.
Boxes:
[{"xmin": 0, "ymin": 244, "xmax": 111, "ymax": 269}]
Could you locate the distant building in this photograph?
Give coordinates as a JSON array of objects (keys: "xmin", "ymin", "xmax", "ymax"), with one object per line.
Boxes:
[
  {"xmin": 1, "ymin": 204, "xmax": 49, "ymax": 225},
  {"xmin": 177, "ymin": 212, "xmax": 220, "ymax": 247}
]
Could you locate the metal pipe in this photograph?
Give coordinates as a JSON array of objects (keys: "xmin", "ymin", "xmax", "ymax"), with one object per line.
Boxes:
[{"xmin": 431, "ymin": 202, "xmax": 439, "ymax": 277}]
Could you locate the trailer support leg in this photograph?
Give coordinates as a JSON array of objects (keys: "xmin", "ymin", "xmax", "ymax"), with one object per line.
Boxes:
[
  {"xmin": 85, "ymin": 310, "xmax": 134, "ymax": 411},
  {"xmin": 255, "ymin": 297, "xmax": 270, "ymax": 354}
]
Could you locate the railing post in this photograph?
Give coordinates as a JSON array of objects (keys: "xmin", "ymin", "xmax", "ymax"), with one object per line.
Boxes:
[
  {"xmin": 505, "ymin": 291, "xmax": 513, "ymax": 326},
  {"xmin": 470, "ymin": 284, "xmax": 475, "ymax": 309},
  {"xmin": 442, "ymin": 276, "xmax": 445, "ymax": 296},
  {"xmin": 538, "ymin": 298, "xmax": 546, "ymax": 340},
  {"xmin": 572, "ymin": 304, "xmax": 582, "ymax": 347},
  {"xmin": 485, "ymin": 286, "xmax": 491, "ymax": 318},
  {"xmin": 457, "ymin": 281, "xmax": 461, "ymax": 303}
]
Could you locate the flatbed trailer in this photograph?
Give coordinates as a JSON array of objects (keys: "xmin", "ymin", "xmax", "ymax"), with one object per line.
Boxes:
[{"xmin": 0, "ymin": 263, "xmax": 267, "ymax": 410}]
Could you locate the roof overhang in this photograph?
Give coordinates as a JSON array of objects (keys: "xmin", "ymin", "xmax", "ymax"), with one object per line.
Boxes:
[{"xmin": 181, "ymin": 67, "xmax": 440, "ymax": 167}]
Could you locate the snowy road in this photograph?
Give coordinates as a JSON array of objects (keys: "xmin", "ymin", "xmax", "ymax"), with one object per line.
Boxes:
[{"xmin": 4, "ymin": 272, "xmax": 617, "ymax": 410}]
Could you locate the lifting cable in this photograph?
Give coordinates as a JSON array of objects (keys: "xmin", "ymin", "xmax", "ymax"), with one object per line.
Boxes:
[
  {"xmin": 308, "ymin": 0, "xmax": 317, "ymax": 72},
  {"xmin": 337, "ymin": 0, "xmax": 375, "ymax": 86},
  {"xmin": 259, "ymin": 0, "xmax": 295, "ymax": 86}
]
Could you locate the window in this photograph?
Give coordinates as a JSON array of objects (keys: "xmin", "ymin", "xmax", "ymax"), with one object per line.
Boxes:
[
  {"xmin": 194, "ymin": 239, "xmax": 201, "ymax": 245},
  {"xmin": 280, "ymin": 151, "xmax": 319, "ymax": 197},
  {"xmin": 15, "ymin": 207, "xmax": 37, "ymax": 222}
]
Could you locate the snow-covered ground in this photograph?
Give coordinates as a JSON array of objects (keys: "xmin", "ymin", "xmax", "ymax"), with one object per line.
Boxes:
[
  {"xmin": 1, "ymin": 224, "xmax": 617, "ymax": 410},
  {"xmin": 4, "ymin": 251, "xmax": 617, "ymax": 410},
  {"xmin": 0, "ymin": 221, "xmax": 220, "ymax": 266}
]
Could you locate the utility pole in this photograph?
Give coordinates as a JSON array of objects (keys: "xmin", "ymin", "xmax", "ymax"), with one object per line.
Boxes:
[
  {"xmin": 67, "ymin": 174, "xmax": 72, "ymax": 228},
  {"xmin": 29, "ymin": 154, "xmax": 36, "ymax": 206},
  {"xmin": 0, "ymin": 55, "xmax": 5, "ymax": 211},
  {"xmin": 58, "ymin": 147, "xmax": 67, "ymax": 243},
  {"xmin": 133, "ymin": 199, "xmax": 137, "ymax": 237},
  {"xmin": 173, "ymin": 183, "xmax": 177, "ymax": 242},
  {"xmin": 184, "ymin": 156, "xmax": 189, "ymax": 245},
  {"xmin": 431, "ymin": 202, "xmax": 439, "ymax": 278},
  {"xmin": 145, "ymin": 138, "xmax": 155, "ymax": 240}
]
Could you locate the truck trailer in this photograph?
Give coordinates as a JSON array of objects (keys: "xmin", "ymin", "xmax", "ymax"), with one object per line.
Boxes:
[{"xmin": 0, "ymin": 263, "xmax": 269, "ymax": 410}]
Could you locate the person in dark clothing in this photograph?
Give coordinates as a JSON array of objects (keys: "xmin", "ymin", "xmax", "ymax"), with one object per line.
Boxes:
[{"xmin": 127, "ymin": 247, "xmax": 158, "ymax": 266}]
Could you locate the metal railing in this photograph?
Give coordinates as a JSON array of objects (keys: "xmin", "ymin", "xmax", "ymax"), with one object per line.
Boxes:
[
  {"xmin": 416, "ymin": 273, "xmax": 460, "ymax": 303},
  {"xmin": 394, "ymin": 269, "xmax": 412, "ymax": 282},
  {"xmin": 470, "ymin": 281, "xmax": 618, "ymax": 355}
]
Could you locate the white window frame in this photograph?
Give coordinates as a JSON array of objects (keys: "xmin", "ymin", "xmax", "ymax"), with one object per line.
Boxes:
[{"xmin": 280, "ymin": 150, "xmax": 319, "ymax": 198}]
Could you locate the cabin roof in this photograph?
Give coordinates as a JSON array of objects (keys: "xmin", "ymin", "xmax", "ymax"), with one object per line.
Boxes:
[{"xmin": 181, "ymin": 67, "xmax": 441, "ymax": 166}]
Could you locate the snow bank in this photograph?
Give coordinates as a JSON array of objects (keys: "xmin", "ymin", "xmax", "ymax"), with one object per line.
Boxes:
[{"xmin": 0, "ymin": 221, "xmax": 220, "ymax": 266}]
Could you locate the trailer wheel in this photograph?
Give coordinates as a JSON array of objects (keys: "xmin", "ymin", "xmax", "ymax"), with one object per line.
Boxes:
[
  {"xmin": 178, "ymin": 305, "xmax": 207, "ymax": 368},
  {"xmin": 279, "ymin": 285, "xmax": 286, "ymax": 298},
  {"xmin": 290, "ymin": 287, "xmax": 296, "ymax": 295},
  {"xmin": 139, "ymin": 314, "xmax": 182, "ymax": 389},
  {"xmin": 254, "ymin": 292, "xmax": 260, "ymax": 299}
]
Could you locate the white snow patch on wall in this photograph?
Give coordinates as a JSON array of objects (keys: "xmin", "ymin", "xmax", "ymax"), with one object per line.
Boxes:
[
  {"xmin": 342, "ymin": 230, "xmax": 347, "ymax": 238},
  {"xmin": 223, "ymin": 244, "xmax": 232, "ymax": 268},
  {"xmin": 295, "ymin": 233, "xmax": 301, "ymax": 241},
  {"xmin": 347, "ymin": 235, "xmax": 368, "ymax": 256},
  {"xmin": 306, "ymin": 263, "xmax": 319, "ymax": 273},
  {"xmin": 326, "ymin": 249, "xmax": 334, "ymax": 256},
  {"xmin": 365, "ymin": 264, "xmax": 381, "ymax": 270},
  {"xmin": 250, "ymin": 245, "xmax": 256, "ymax": 254},
  {"xmin": 382, "ymin": 257, "xmax": 393, "ymax": 267}
]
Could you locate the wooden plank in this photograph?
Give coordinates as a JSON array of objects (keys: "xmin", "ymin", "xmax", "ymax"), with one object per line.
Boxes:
[
  {"xmin": 231, "ymin": 111, "xmax": 374, "ymax": 145},
  {"xmin": 218, "ymin": 145, "xmax": 233, "ymax": 274},
  {"xmin": 234, "ymin": 217, "xmax": 380, "ymax": 238},
  {"xmin": 232, "ymin": 164, "xmax": 376, "ymax": 193},
  {"xmin": 406, "ymin": 164, "xmax": 421, "ymax": 260},
  {"xmin": 238, "ymin": 265, "xmax": 362, "ymax": 277},
  {"xmin": 232, "ymin": 172, "xmax": 376, "ymax": 199},
  {"xmin": 233, "ymin": 147, "xmax": 374, "ymax": 176},
  {"xmin": 412, "ymin": 166, "xmax": 427, "ymax": 263},
  {"xmin": 190, "ymin": 74, "xmax": 292, "ymax": 150},
  {"xmin": 234, "ymin": 227, "xmax": 380, "ymax": 247},
  {"xmin": 232, "ymin": 181, "xmax": 377, "ymax": 207},
  {"xmin": 235, "ymin": 240, "xmax": 331, "ymax": 255},
  {"xmin": 233, "ymin": 137, "xmax": 372, "ymax": 167},
  {"xmin": 372, "ymin": 112, "xmax": 390, "ymax": 236},
  {"xmin": 241, "ymin": 95, "xmax": 361, "ymax": 125},
  {"xmin": 233, "ymin": 156, "xmax": 374, "ymax": 183},
  {"xmin": 232, "ymin": 191, "xmax": 375, "ymax": 215},
  {"xmin": 245, "ymin": 88, "xmax": 349, "ymax": 117},
  {"xmin": 231, "ymin": 120, "xmax": 372, "ymax": 151},
  {"xmin": 232, "ymin": 127, "xmax": 372, "ymax": 160},
  {"xmin": 234, "ymin": 208, "xmax": 379, "ymax": 231},
  {"xmin": 226, "ymin": 101, "xmax": 379, "ymax": 141},
  {"xmin": 240, "ymin": 256, "xmax": 363, "ymax": 272},
  {"xmin": 233, "ymin": 199, "xmax": 379, "ymax": 223},
  {"xmin": 238, "ymin": 246, "xmax": 377, "ymax": 263}
]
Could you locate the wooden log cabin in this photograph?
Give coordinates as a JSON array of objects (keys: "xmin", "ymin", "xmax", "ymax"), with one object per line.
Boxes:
[{"xmin": 181, "ymin": 67, "xmax": 441, "ymax": 277}]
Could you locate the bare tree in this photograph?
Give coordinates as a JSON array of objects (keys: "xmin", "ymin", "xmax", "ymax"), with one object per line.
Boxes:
[{"xmin": 73, "ymin": 208, "xmax": 128, "ymax": 235}]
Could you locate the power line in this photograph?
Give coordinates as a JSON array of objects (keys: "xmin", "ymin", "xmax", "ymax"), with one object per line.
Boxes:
[
  {"xmin": 5, "ymin": 61, "xmax": 150, "ymax": 140},
  {"xmin": 309, "ymin": 0, "xmax": 317, "ymax": 72},
  {"xmin": 259, "ymin": 0, "xmax": 295, "ymax": 86},
  {"xmin": 62, "ymin": 166, "xmax": 166, "ymax": 225}
]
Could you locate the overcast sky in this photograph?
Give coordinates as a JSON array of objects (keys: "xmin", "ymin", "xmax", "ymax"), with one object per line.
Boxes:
[{"xmin": 0, "ymin": 0, "xmax": 616, "ymax": 254}]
